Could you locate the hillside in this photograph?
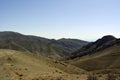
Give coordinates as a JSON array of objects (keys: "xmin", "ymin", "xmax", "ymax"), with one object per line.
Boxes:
[
  {"xmin": 0, "ymin": 34, "xmax": 120, "ymax": 80},
  {"xmin": 0, "ymin": 49, "xmax": 87, "ymax": 80},
  {"xmin": 0, "ymin": 31, "xmax": 88, "ymax": 59},
  {"xmin": 69, "ymin": 35, "xmax": 117, "ymax": 59},
  {"xmin": 69, "ymin": 36, "xmax": 120, "ymax": 72}
]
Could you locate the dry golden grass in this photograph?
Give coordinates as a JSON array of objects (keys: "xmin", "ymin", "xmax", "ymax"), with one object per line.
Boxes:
[
  {"xmin": 0, "ymin": 49, "xmax": 87, "ymax": 80},
  {"xmin": 70, "ymin": 44, "xmax": 120, "ymax": 72}
]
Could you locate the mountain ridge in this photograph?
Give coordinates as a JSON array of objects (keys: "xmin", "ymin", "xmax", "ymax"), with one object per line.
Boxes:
[
  {"xmin": 69, "ymin": 35, "xmax": 120, "ymax": 72},
  {"xmin": 69, "ymin": 35, "xmax": 118, "ymax": 59},
  {"xmin": 0, "ymin": 31, "xmax": 89, "ymax": 59}
]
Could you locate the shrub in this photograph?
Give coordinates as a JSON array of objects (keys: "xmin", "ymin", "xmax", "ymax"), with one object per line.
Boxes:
[
  {"xmin": 87, "ymin": 74, "xmax": 98, "ymax": 80},
  {"xmin": 107, "ymin": 73, "xmax": 117, "ymax": 80}
]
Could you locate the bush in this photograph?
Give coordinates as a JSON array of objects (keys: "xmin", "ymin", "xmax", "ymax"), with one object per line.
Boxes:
[
  {"xmin": 107, "ymin": 73, "xmax": 117, "ymax": 80},
  {"xmin": 87, "ymin": 74, "xmax": 98, "ymax": 80}
]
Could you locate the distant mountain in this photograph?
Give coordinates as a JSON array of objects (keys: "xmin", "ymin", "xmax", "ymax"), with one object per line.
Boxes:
[
  {"xmin": 69, "ymin": 35, "xmax": 120, "ymax": 72},
  {"xmin": 69, "ymin": 35, "xmax": 117, "ymax": 59},
  {"xmin": 0, "ymin": 31, "xmax": 89, "ymax": 59}
]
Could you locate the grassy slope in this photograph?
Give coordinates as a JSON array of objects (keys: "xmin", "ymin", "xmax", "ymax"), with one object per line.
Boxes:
[
  {"xmin": 70, "ymin": 44, "xmax": 120, "ymax": 72},
  {"xmin": 0, "ymin": 49, "xmax": 87, "ymax": 80}
]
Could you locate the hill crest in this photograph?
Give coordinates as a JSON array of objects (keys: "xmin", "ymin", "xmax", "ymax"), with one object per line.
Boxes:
[{"xmin": 0, "ymin": 31, "xmax": 89, "ymax": 59}]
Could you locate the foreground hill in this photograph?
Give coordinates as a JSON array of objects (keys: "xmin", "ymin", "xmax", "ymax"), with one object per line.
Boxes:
[
  {"xmin": 0, "ymin": 31, "xmax": 88, "ymax": 59},
  {"xmin": 69, "ymin": 36, "xmax": 120, "ymax": 73},
  {"xmin": 0, "ymin": 49, "xmax": 87, "ymax": 80}
]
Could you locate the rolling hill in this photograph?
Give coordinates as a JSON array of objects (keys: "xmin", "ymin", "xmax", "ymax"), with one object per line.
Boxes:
[
  {"xmin": 0, "ymin": 31, "xmax": 88, "ymax": 59},
  {"xmin": 69, "ymin": 35, "xmax": 117, "ymax": 59},
  {"xmin": 0, "ymin": 31, "xmax": 120, "ymax": 79},
  {"xmin": 69, "ymin": 35, "xmax": 120, "ymax": 73},
  {"xmin": 0, "ymin": 49, "xmax": 87, "ymax": 80}
]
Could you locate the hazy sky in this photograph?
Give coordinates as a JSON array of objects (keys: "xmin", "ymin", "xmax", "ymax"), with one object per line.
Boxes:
[{"xmin": 0, "ymin": 0, "xmax": 120, "ymax": 41}]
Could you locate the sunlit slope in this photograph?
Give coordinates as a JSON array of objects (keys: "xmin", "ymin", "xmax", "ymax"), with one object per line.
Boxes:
[
  {"xmin": 0, "ymin": 49, "xmax": 87, "ymax": 80},
  {"xmin": 70, "ymin": 44, "xmax": 120, "ymax": 71}
]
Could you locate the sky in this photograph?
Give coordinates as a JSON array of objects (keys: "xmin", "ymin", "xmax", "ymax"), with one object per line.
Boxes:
[{"xmin": 0, "ymin": 0, "xmax": 120, "ymax": 41}]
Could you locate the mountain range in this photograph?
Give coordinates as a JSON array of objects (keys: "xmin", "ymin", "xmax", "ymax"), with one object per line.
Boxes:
[
  {"xmin": 0, "ymin": 31, "xmax": 88, "ymax": 59},
  {"xmin": 0, "ymin": 31, "xmax": 120, "ymax": 80}
]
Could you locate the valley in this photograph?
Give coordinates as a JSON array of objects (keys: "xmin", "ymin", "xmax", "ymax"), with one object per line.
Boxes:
[{"xmin": 0, "ymin": 32, "xmax": 120, "ymax": 80}]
